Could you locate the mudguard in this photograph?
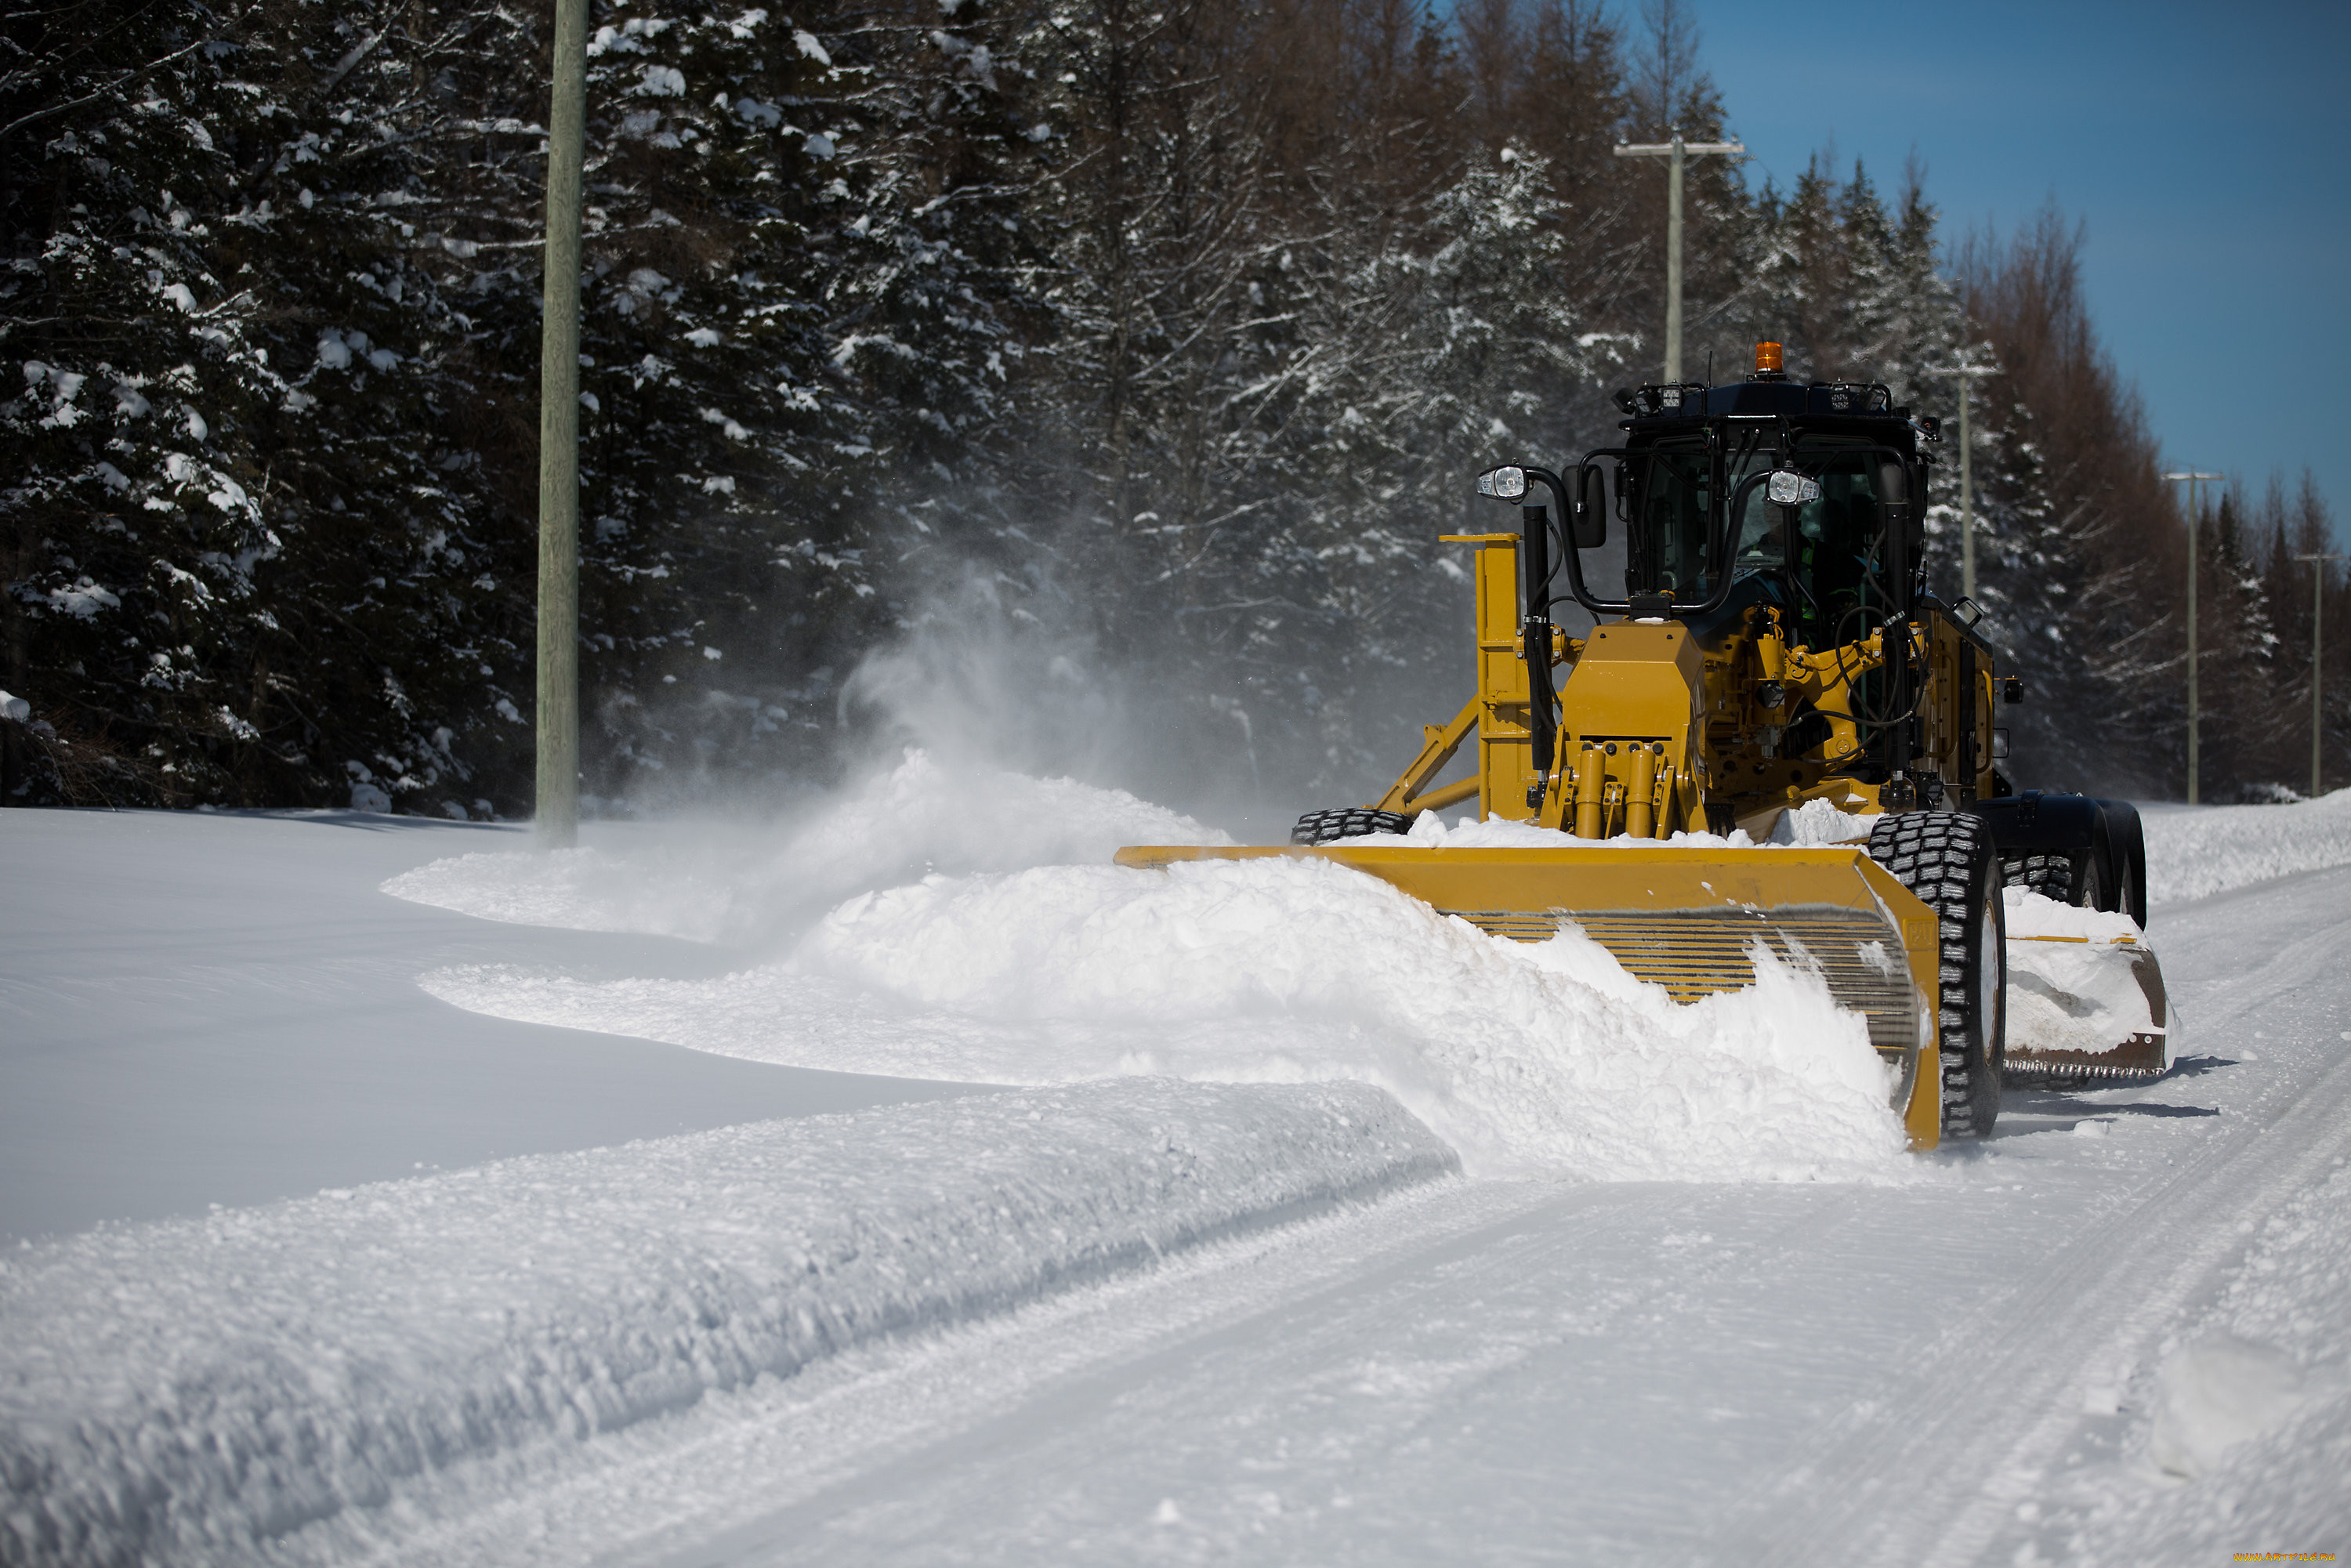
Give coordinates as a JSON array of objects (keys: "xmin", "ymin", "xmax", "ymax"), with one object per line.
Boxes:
[{"xmin": 1969, "ymin": 790, "xmax": 2100, "ymax": 854}]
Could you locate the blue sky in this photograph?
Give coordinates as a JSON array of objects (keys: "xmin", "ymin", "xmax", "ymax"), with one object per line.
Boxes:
[{"xmin": 1679, "ymin": 0, "xmax": 2349, "ymax": 544}]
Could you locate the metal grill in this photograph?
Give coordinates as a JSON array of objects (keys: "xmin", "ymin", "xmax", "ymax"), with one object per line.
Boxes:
[{"xmin": 1439, "ymin": 904, "xmax": 1923, "ymax": 1095}]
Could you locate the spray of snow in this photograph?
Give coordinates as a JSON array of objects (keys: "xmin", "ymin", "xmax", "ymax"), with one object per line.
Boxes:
[
  {"xmin": 0, "ymin": 1080, "xmax": 1450, "ymax": 1568},
  {"xmin": 382, "ymin": 748, "xmax": 1230, "ymax": 945}
]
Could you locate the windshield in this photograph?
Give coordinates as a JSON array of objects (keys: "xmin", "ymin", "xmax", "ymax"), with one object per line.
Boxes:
[
  {"xmin": 1625, "ymin": 440, "xmax": 1893, "ymax": 643},
  {"xmin": 1628, "ymin": 447, "xmax": 1715, "ymax": 599}
]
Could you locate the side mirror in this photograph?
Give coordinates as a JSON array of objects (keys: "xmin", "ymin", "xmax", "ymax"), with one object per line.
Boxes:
[
  {"xmin": 1876, "ymin": 457, "xmax": 1922, "ymax": 553},
  {"xmin": 1573, "ymin": 465, "xmax": 1607, "ymax": 549}
]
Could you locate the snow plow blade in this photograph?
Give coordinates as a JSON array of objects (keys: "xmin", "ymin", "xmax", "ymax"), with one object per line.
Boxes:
[
  {"xmin": 1114, "ymin": 843, "xmax": 1947, "ymax": 1147},
  {"xmin": 2001, "ymin": 935, "xmax": 2172, "ymax": 1083}
]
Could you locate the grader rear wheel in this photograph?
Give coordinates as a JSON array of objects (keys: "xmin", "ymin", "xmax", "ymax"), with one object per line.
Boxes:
[{"xmin": 1291, "ymin": 807, "xmax": 1415, "ymax": 846}]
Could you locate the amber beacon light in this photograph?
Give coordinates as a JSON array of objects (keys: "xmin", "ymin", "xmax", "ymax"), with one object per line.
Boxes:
[{"xmin": 1754, "ymin": 340, "xmax": 1784, "ymax": 374}]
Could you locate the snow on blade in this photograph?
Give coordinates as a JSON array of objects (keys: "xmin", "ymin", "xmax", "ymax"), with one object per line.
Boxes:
[
  {"xmin": 428, "ymin": 854, "xmax": 1913, "ymax": 1182},
  {"xmin": 2143, "ymin": 787, "xmax": 2351, "ymax": 907},
  {"xmin": 1345, "ymin": 792, "xmax": 1870, "ymax": 849},
  {"xmin": 2002, "ymin": 888, "xmax": 2167, "ymax": 1059},
  {"xmin": 1348, "ymin": 810, "xmax": 1757, "ymax": 849},
  {"xmin": 380, "ymin": 748, "xmax": 1230, "ymax": 943},
  {"xmin": 0, "ymin": 1080, "xmax": 1451, "ymax": 1568}
]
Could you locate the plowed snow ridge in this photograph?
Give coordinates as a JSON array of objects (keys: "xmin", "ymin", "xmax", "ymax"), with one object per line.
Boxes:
[
  {"xmin": 0, "ymin": 1081, "xmax": 1451, "ymax": 1568},
  {"xmin": 400, "ymin": 754, "xmax": 1912, "ymax": 1182}
]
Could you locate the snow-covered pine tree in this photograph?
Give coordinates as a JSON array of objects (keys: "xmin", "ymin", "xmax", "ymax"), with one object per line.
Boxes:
[
  {"xmin": 1265, "ymin": 143, "xmax": 1596, "ymax": 790},
  {"xmin": 5, "ymin": 0, "xmax": 307, "ymax": 805},
  {"xmin": 1957, "ymin": 208, "xmax": 2185, "ymax": 796}
]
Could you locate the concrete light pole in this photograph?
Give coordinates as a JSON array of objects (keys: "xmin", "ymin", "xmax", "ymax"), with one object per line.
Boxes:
[
  {"xmin": 1614, "ymin": 129, "xmax": 1745, "ymax": 383},
  {"xmin": 535, "ymin": 0, "xmax": 589, "ymax": 848},
  {"xmin": 2162, "ymin": 470, "xmax": 2224, "ymax": 805},
  {"xmin": 2293, "ymin": 552, "xmax": 2345, "ymax": 799},
  {"xmin": 1924, "ymin": 363, "xmax": 1997, "ymax": 600}
]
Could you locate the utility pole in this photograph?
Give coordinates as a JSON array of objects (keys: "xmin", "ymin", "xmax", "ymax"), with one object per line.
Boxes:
[
  {"xmin": 535, "ymin": 0, "xmax": 589, "ymax": 848},
  {"xmin": 2294, "ymin": 552, "xmax": 2345, "ymax": 799},
  {"xmin": 1614, "ymin": 129, "xmax": 1745, "ymax": 383},
  {"xmin": 2163, "ymin": 470, "xmax": 2224, "ymax": 805},
  {"xmin": 1924, "ymin": 363, "xmax": 1998, "ymax": 600}
]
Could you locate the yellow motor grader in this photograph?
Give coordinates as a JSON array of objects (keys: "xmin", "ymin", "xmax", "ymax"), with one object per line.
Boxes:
[{"xmin": 1120, "ymin": 345, "xmax": 2168, "ymax": 1148}]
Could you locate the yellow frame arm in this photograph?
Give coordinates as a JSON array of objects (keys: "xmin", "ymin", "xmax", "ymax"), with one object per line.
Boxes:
[{"xmin": 1375, "ymin": 696, "xmax": 1483, "ymax": 815}]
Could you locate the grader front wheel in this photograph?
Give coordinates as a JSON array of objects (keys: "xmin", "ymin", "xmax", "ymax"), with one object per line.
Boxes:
[{"xmin": 1868, "ymin": 811, "xmax": 2009, "ymax": 1140}]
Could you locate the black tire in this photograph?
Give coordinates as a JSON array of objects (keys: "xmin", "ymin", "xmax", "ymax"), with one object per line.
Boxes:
[
  {"xmin": 1291, "ymin": 807, "xmax": 1414, "ymax": 846},
  {"xmin": 2001, "ymin": 806, "xmax": 2143, "ymax": 924},
  {"xmin": 2001, "ymin": 851, "xmax": 2077, "ymax": 902},
  {"xmin": 1868, "ymin": 810, "xmax": 2009, "ymax": 1141}
]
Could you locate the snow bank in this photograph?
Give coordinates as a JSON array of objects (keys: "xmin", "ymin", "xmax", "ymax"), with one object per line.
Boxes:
[
  {"xmin": 428, "ymin": 855, "xmax": 1913, "ymax": 1182},
  {"xmin": 2143, "ymin": 788, "xmax": 2351, "ymax": 907},
  {"xmin": 381, "ymin": 748, "xmax": 1230, "ymax": 943},
  {"xmin": 0, "ymin": 1079, "xmax": 1451, "ymax": 1568}
]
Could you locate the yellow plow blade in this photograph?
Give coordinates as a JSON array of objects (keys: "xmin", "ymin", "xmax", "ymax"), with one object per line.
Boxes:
[{"xmin": 1114, "ymin": 844, "xmax": 1946, "ymax": 1148}]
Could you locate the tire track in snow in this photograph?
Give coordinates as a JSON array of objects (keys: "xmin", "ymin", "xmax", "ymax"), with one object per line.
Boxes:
[
  {"xmin": 261, "ymin": 1175, "xmax": 1591, "ymax": 1567},
  {"xmin": 1726, "ymin": 867, "xmax": 2351, "ymax": 1568}
]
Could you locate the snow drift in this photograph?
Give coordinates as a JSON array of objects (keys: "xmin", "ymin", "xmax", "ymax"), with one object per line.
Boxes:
[
  {"xmin": 424, "ymin": 853, "xmax": 1911, "ymax": 1182},
  {"xmin": 397, "ymin": 751, "xmax": 1911, "ymax": 1182},
  {"xmin": 0, "ymin": 1079, "xmax": 1451, "ymax": 1568}
]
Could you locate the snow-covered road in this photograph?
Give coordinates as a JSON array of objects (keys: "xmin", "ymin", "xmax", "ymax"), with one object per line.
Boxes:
[
  {"xmin": 277, "ymin": 865, "xmax": 2351, "ymax": 1568},
  {"xmin": 5, "ymin": 779, "xmax": 2349, "ymax": 1564}
]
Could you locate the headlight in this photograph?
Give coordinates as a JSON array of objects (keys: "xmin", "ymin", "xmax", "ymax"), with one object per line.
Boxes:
[{"xmin": 1477, "ymin": 466, "xmax": 1529, "ymax": 500}]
